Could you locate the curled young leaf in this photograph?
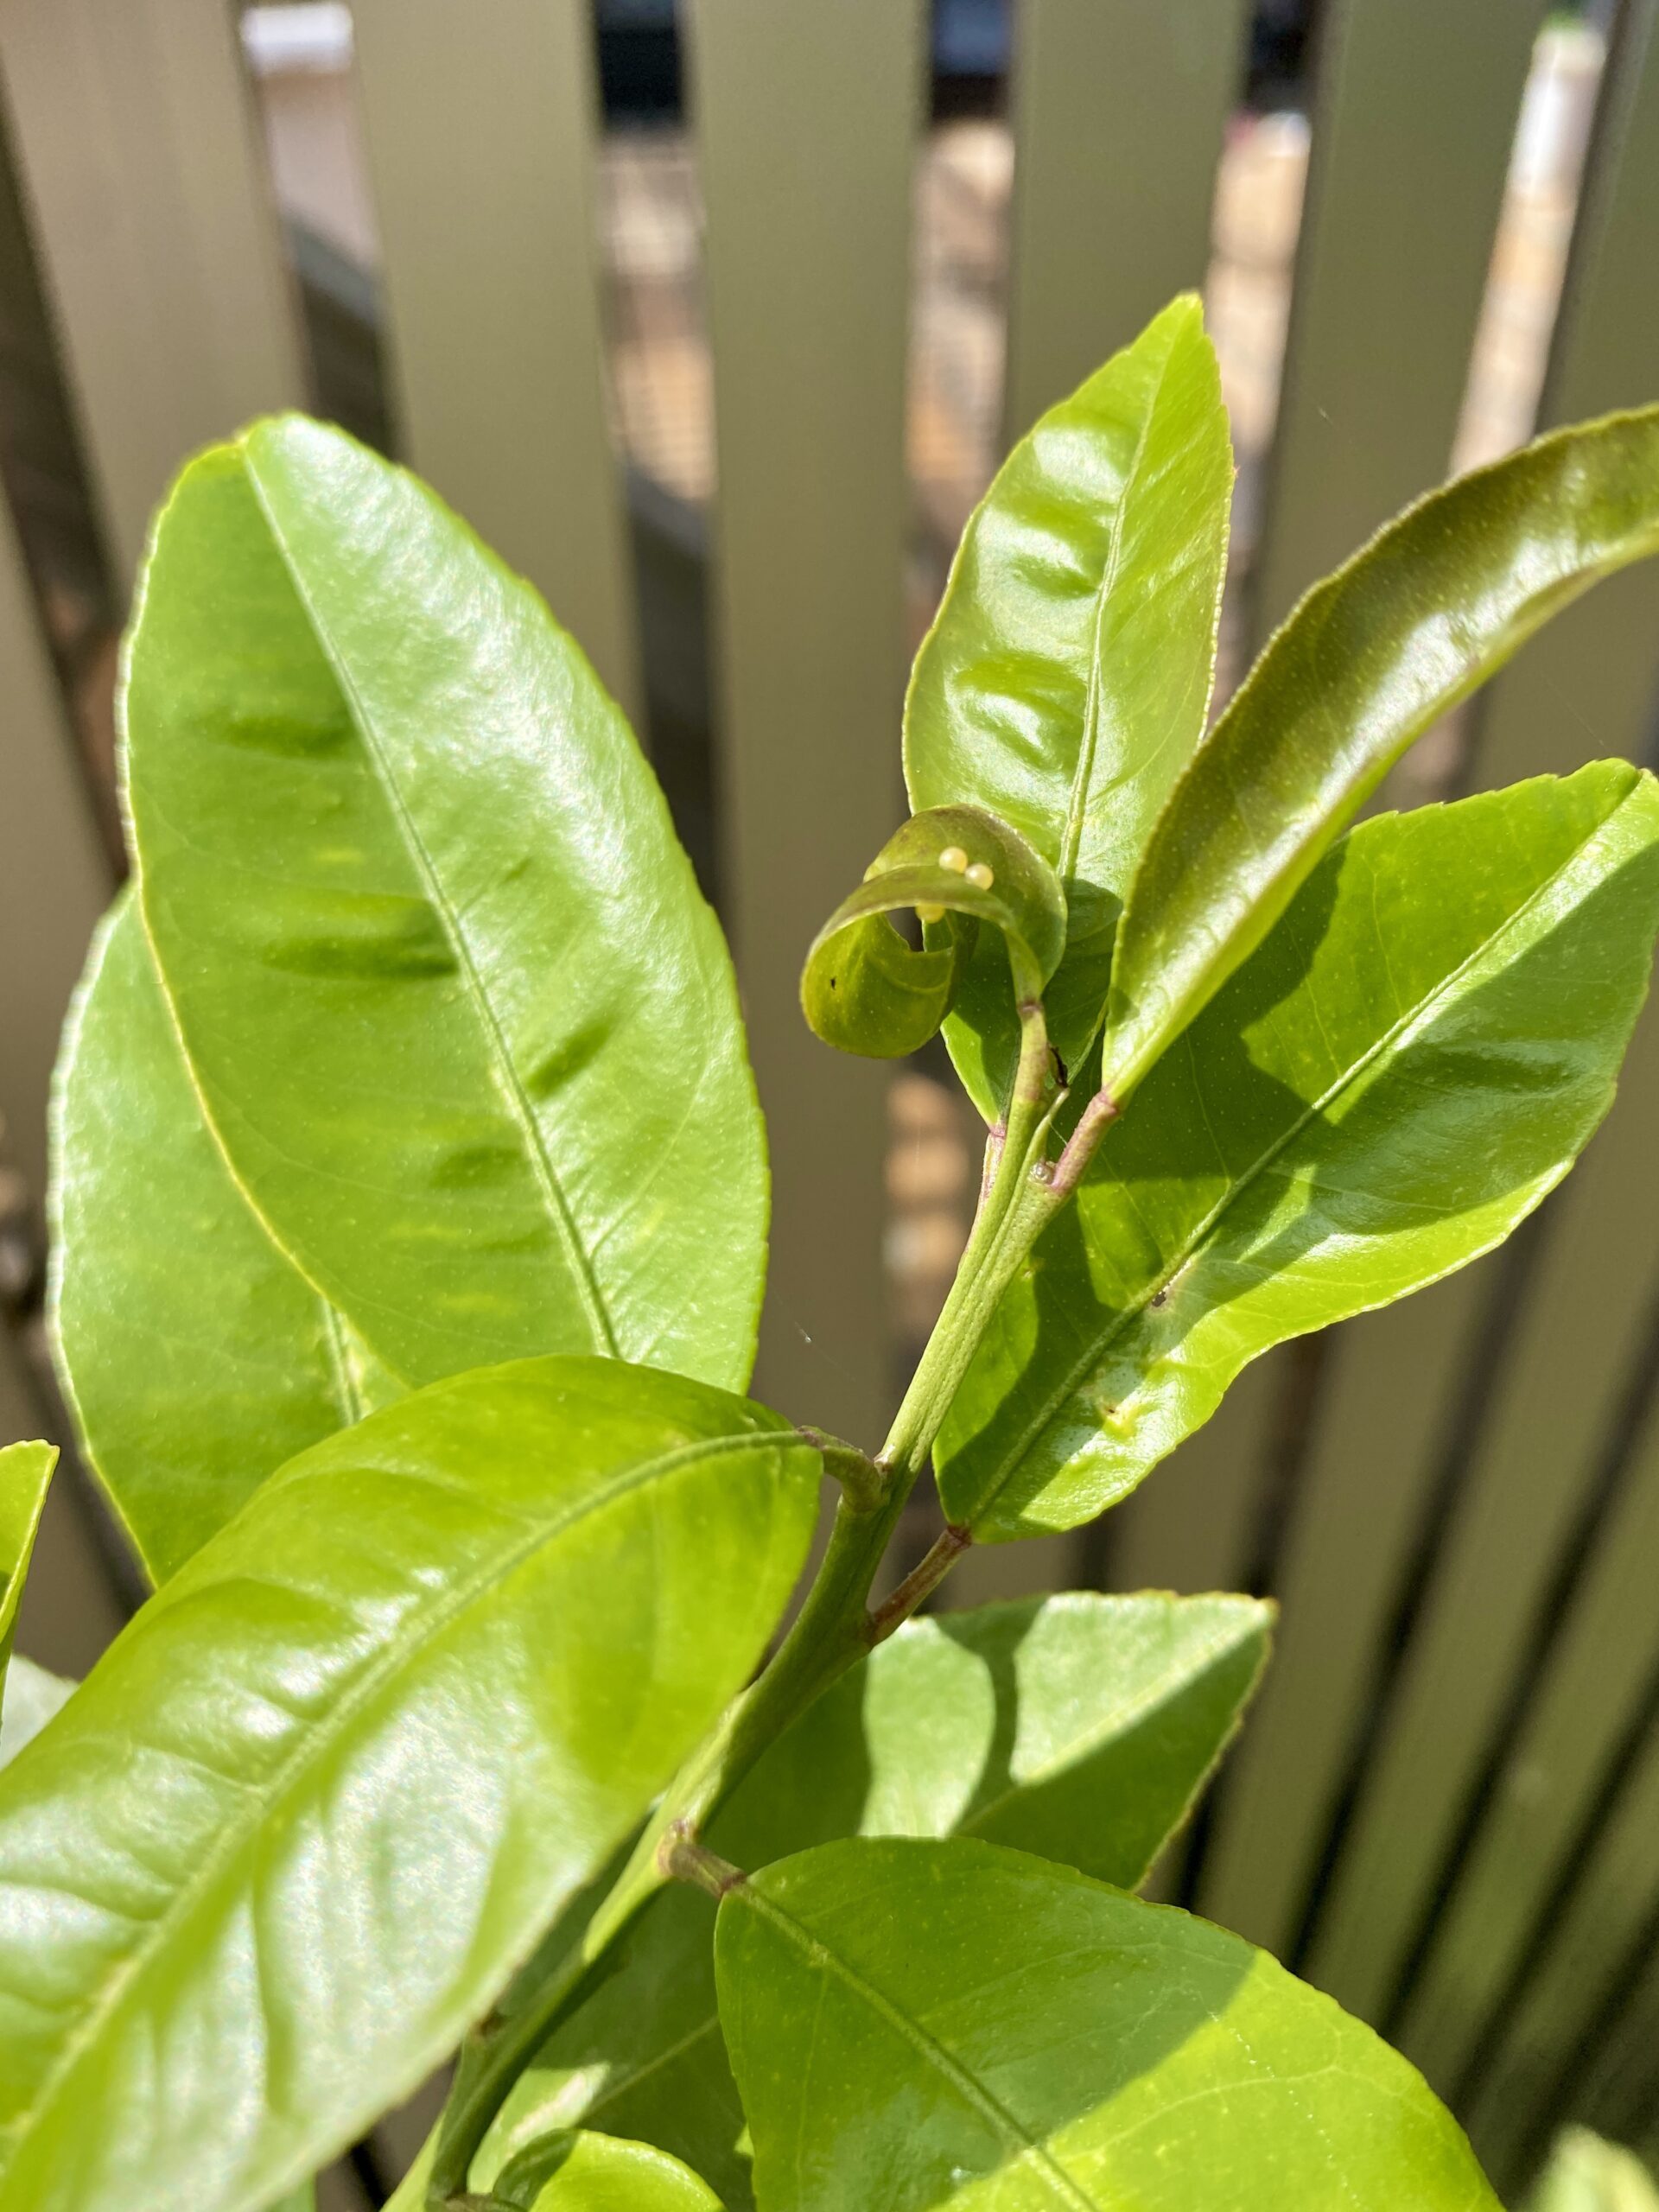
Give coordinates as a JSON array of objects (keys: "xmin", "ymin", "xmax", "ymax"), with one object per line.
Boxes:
[
  {"xmin": 1103, "ymin": 402, "xmax": 1659, "ymax": 1105},
  {"xmin": 801, "ymin": 807, "xmax": 1064, "ymax": 1065}
]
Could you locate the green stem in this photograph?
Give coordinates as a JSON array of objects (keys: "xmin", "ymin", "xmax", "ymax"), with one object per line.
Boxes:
[{"xmin": 425, "ymin": 997, "xmax": 1063, "ymax": 2207}]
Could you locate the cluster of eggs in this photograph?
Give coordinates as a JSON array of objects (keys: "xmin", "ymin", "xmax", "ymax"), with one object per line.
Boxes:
[{"xmin": 917, "ymin": 843, "xmax": 994, "ymax": 925}]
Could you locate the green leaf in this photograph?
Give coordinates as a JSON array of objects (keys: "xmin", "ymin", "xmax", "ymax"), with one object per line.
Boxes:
[
  {"xmin": 905, "ymin": 295, "xmax": 1232, "ymax": 1109},
  {"xmin": 801, "ymin": 808, "xmax": 1065, "ymax": 1065},
  {"xmin": 481, "ymin": 1592, "xmax": 1270, "ymax": 2209},
  {"xmin": 0, "ymin": 1442, "xmax": 53, "ymax": 1691},
  {"xmin": 0, "ymin": 1356, "xmax": 817, "ymax": 2212},
  {"xmin": 496, "ymin": 2129, "xmax": 722, "ymax": 2210},
  {"xmin": 124, "ymin": 416, "xmax": 766, "ymax": 1396},
  {"xmin": 940, "ymin": 763, "xmax": 1659, "ymax": 1539},
  {"xmin": 715, "ymin": 1836, "xmax": 1503, "ymax": 2212},
  {"xmin": 1529, "ymin": 2128, "xmax": 1659, "ymax": 2212},
  {"xmin": 0, "ymin": 1659, "xmax": 70, "ymax": 1771},
  {"xmin": 1102, "ymin": 402, "xmax": 1659, "ymax": 1106},
  {"xmin": 51, "ymin": 894, "xmax": 401, "ymax": 1583}
]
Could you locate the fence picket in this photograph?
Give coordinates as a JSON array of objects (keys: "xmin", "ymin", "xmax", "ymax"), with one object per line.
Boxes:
[
  {"xmin": 0, "ymin": 503, "xmax": 109, "ymax": 1205},
  {"xmin": 348, "ymin": 0, "xmax": 642, "ymax": 722},
  {"xmin": 1249, "ymin": 0, "xmax": 1540, "ymax": 637},
  {"xmin": 1002, "ymin": 0, "xmax": 1251, "ymax": 438},
  {"xmin": 687, "ymin": 0, "xmax": 924, "ymax": 1445},
  {"xmin": 0, "ymin": 0, "xmax": 304, "ymax": 580},
  {"xmin": 1290, "ymin": 0, "xmax": 1659, "ymax": 2033}
]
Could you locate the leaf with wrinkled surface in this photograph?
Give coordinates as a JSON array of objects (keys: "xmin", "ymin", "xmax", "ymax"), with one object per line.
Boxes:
[
  {"xmin": 0, "ymin": 1443, "xmax": 53, "ymax": 1691},
  {"xmin": 802, "ymin": 808, "xmax": 1065, "ymax": 1065},
  {"xmin": 906, "ymin": 296, "xmax": 1232, "ymax": 1109},
  {"xmin": 940, "ymin": 764, "xmax": 1659, "ymax": 1538},
  {"xmin": 495, "ymin": 2129, "xmax": 721, "ymax": 2210},
  {"xmin": 480, "ymin": 1593, "xmax": 1269, "ymax": 2208},
  {"xmin": 0, "ymin": 1357, "xmax": 817, "ymax": 2212},
  {"xmin": 716, "ymin": 1836, "xmax": 1502, "ymax": 2211},
  {"xmin": 1103, "ymin": 403, "xmax": 1659, "ymax": 1104},
  {"xmin": 124, "ymin": 416, "xmax": 766, "ymax": 1395},
  {"xmin": 51, "ymin": 895, "xmax": 400, "ymax": 1583}
]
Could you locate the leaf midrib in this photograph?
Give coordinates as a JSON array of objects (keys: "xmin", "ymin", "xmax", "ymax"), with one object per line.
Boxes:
[
  {"xmin": 1058, "ymin": 327, "xmax": 1175, "ymax": 899},
  {"xmin": 2, "ymin": 1426, "xmax": 785, "ymax": 2177},
  {"xmin": 735, "ymin": 1879, "xmax": 1098, "ymax": 2210},
  {"xmin": 239, "ymin": 444, "xmax": 620, "ymax": 1360},
  {"xmin": 965, "ymin": 798, "xmax": 1633, "ymax": 1519}
]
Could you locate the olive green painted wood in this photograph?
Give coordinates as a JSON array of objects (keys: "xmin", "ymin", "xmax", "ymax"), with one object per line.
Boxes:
[
  {"xmin": 124, "ymin": 418, "xmax": 766, "ymax": 1399},
  {"xmin": 687, "ymin": 0, "xmax": 925, "ymax": 1445},
  {"xmin": 1395, "ymin": 1375, "xmax": 1659, "ymax": 2092},
  {"xmin": 0, "ymin": 1357, "xmax": 817, "ymax": 2212},
  {"xmin": 1001, "ymin": 1, "xmax": 1252, "ymax": 440},
  {"xmin": 1200, "ymin": 5, "xmax": 1659, "ymax": 1987},
  {"xmin": 51, "ymin": 897, "xmax": 400, "ymax": 1586},
  {"xmin": 1195, "ymin": 1271, "xmax": 1503, "ymax": 1955},
  {"xmin": 0, "ymin": 0, "xmax": 304, "ymax": 579},
  {"xmin": 0, "ymin": 497, "xmax": 111, "ymax": 1207},
  {"xmin": 348, "ymin": 0, "xmax": 642, "ymax": 723},
  {"xmin": 1298, "ymin": 10, "xmax": 1659, "ymax": 2030},
  {"xmin": 1250, "ymin": 0, "xmax": 1541, "ymax": 637},
  {"xmin": 716, "ymin": 1837, "xmax": 1502, "ymax": 2212},
  {"xmin": 478, "ymin": 1593, "xmax": 1269, "ymax": 2209},
  {"xmin": 1468, "ymin": 1707, "xmax": 1659, "ymax": 2177}
]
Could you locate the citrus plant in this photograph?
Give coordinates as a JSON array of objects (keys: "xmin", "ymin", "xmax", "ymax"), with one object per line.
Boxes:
[{"xmin": 3, "ymin": 296, "xmax": 1659, "ymax": 2212}]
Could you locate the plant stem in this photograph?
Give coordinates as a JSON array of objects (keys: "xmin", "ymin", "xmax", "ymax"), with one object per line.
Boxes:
[{"xmin": 426, "ymin": 997, "xmax": 1066, "ymax": 2207}]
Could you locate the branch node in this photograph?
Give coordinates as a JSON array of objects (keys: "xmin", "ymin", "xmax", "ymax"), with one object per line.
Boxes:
[
  {"xmin": 798, "ymin": 1427, "xmax": 887, "ymax": 1515},
  {"xmin": 866, "ymin": 1523, "xmax": 972, "ymax": 1644},
  {"xmin": 658, "ymin": 1823, "xmax": 747, "ymax": 1899}
]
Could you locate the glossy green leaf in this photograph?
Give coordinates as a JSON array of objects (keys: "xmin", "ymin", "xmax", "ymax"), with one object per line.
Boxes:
[
  {"xmin": 496, "ymin": 2129, "xmax": 721, "ymax": 2211},
  {"xmin": 0, "ymin": 1356, "xmax": 817, "ymax": 2212},
  {"xmin": 124, "ymin": 416, "xmax": 766, "ymax": 1395},
  {"xmin": 801, "ymin": 808, "xmax": 1064, "ymax": 1065},
  {"xmin": 480, "ymin": 1592, "xmax": 1270, "ymax": 2208},
  {"xmin": 1529, "ymin": 2128, "xmax": 1659, "ymax": 2212},
  {"xmin": 940, "ymin": 764, "xmax": 1659, "ymax": 1538},
  {"xmin": 1103, "ymin": 402, "xmax": 1659, "ymax": 1105},
  {"xmin": 0, "ymin": 1442, "xmax": 53, "ymax": 1692},
  {"xmin": 906, "ymin": 295, "xmax": 1232, "ymax": 1110},
  {"xmin": 0, "ymin": 1659, "xmax": 73, "ymax": 1772},
  {"xmin": 716, "ymin": 1836, "xmax": 1502, "ymax": 2211},
  {"xmin": 51, "ymin": 894, "xmax": 401, "ymax": 1583}
]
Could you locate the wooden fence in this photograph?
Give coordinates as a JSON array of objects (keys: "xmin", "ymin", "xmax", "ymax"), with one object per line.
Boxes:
[{"xmin": 1, "ymin": 0, "xmax": 1657, "ymax": 2193}]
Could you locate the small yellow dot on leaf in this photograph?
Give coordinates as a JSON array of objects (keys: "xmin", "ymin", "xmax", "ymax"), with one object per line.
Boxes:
[
  {"xmin": 964, "ymin": 861, "xmax": 995, "ymax": 891},
  {"xmin": 938, "ymin": 845, "xmax": 969, "ymax": 874}
]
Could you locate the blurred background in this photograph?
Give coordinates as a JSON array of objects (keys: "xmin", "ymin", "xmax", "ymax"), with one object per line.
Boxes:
[{"xmin": 1, "ymin": 0, "xmax": 1656, "ymax": 2198}]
